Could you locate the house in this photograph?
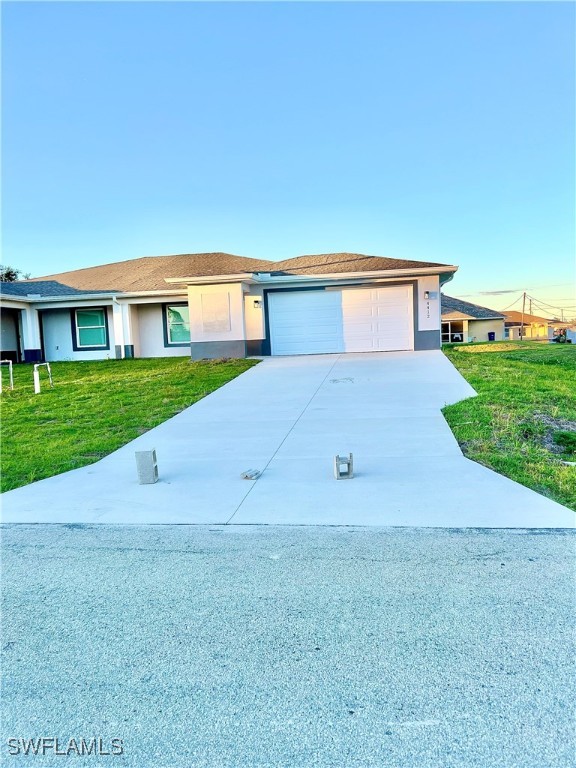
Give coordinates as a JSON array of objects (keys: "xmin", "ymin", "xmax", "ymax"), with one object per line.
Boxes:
[
  {"xmin": 441, "ymin": 295, "xmax": 505, "ymax": 343},
  {"xmin": 0, "ymin": 252, "xmax": 458, "ymax": 362},
  {"xmin": 502, "ymin": 311, "xmax": 556, "ymax": 340}
]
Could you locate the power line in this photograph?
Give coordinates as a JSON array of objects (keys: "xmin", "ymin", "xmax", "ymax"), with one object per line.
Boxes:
[
  {"xmin": 527, "ymin": 294, "xmax": 574, "ymax": 311},
  {"xmin": 499, "ymin": 293, "xmax": 525, "ymax": 311},
  {"xmin": 452, "ymin": 291, "xmax": 573, "ymax": 304},
  {"xmin": 449, "ymin": 289, "xmax": 575, "ymax": 317},
  {"xmin": 527, "ymin": 294, "xmax": 573, "ymax": 316}
]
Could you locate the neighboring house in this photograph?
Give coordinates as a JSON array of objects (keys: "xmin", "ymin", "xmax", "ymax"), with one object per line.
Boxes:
[
  {"xmin": 502, "ymin": 311, "xmax": 556, "ymax": 340},
  {"xmin": 441, "ymin": 295, "xmax": 505, "ymax": 343},
  {"xmin": 0, "ymin": 252, "xmax": 458, "ymax": 362}
]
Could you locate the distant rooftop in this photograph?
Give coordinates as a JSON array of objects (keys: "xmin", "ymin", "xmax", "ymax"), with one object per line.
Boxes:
[
  {"xmin": 441, "ymin": 295, "xmax": 505, "ymax": 320},
  {"xmin": 0, "ymin": 280, "xmax": 112, "ymax": 298},
  {"xmin": 503, "ymin": 310, "xmax": 556, "ymax": 325}
]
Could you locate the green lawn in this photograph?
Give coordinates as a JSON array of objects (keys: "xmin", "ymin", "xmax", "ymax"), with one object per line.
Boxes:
[
  {"xmin": 0, "ymin": 357, "xmax": 258, "ymax": 492},
  {"xmin": 442, "ymin": 341, "xmax": 576, "ymax": 511}
]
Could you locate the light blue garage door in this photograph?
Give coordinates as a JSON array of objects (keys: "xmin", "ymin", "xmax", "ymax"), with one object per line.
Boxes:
[{"xmin": 268, "ymin": 290, "xmax": 344, "ymax": 355}]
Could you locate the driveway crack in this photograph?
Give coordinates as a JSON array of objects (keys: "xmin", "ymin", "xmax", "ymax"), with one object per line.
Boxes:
[{"xmin": 225, "ymin": 356, "xmax": 342, "ymax": 524}]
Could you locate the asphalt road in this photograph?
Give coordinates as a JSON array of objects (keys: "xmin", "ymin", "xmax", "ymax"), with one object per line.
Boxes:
[{"xmin": 1, "ymin": 525, "xmax": 574, "ymax": 767}]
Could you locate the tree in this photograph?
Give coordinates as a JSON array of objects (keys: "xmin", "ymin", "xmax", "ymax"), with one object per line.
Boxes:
[{"xmin": 0, "ymin": 265, "xmax": 31, "ymax": 282}]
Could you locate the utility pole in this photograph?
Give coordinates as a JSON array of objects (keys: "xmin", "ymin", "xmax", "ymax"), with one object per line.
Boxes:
[
  {"xmin": 520, "ymin": 292, "xmax": 526, "ymax": 340},
  {"xmin": 529, "ymin": 298, "xmax": 532, "ymax": 314}
]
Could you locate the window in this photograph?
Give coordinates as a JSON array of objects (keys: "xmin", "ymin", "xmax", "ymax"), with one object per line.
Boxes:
[
  {"xmin": 441, "ymin": 321, "xmax": 465, "ymax": 343},
  {"xmin": 166, "ymin": 305, "xmax": 191, "ymax": 344},
  {"xmin": 75, "ymin": 309, "xmax": 107, "ymax": 348}
]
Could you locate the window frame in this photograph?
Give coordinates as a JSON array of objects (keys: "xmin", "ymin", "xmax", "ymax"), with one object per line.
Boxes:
[
  {"xmin": 441, "ymin": 320, "xmax": 465, "ymax": 344},
  {"xmin": 71, "ymin": 308, "xmax": 110, "ymax": 351},
  {"xmin": 162, "ymin": 303, "xmax": 191, "ymax": 347}
]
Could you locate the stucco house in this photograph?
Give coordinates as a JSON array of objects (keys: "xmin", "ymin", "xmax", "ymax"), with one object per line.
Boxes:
[
  {"xmin": 502, "ymin": 311, "xmax": 556, "ymax": 340},
  {"xmin": 0, "ymin": 252, "xmax": 458, "ymax": 363},
  {"xmin": 441, "ymin": 295, "xmax": 505, "ymax": 343}
]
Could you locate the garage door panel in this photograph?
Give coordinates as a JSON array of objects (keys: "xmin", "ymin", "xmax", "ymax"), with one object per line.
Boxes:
[
  {"xmin": 345, "ymin": 320, "xmax": 377, "ymax": 334},
  {"xmin": 273, "ymin": 326, "xmax": 339, "ymax": 342},
  {"xmin": 273, "ymin": 321, "xmax": 338, "ymax": 334}
]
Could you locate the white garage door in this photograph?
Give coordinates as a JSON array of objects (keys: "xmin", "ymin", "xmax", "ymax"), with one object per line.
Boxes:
[
  {"xmin": 268, "ymin": 291, "xmax": 344, "ymax": 355},
  {"xmin": 342, "ymin": 285, "xmax": 413, "ymax": 352},
  {"xmin": 268, "ymin": 285, "xmax": 414, "ymax": 355}
]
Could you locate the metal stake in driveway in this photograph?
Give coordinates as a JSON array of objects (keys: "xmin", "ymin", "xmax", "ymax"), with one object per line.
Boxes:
[{"xmin": 334, "ymin": 453, "xmax": 354, "ymax": 479}]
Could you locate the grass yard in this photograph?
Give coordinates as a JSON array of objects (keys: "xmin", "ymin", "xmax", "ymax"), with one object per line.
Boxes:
[
  {"xmin": 442, "ymin": 341, "xmax": 576, "ymax": 512},
  {"xmin": 0, "ymin": 357, "xmax": 258, "ymax": 492}
]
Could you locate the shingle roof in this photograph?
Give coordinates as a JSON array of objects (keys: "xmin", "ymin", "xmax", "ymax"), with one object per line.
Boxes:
[
  {"xmin": 24, "ymin": 254, "xmax": 270, "ymax": 293},
  {"xmin": 503, "ymin": 310, "xmax": 555, "ymax": 324},
  {"xmin": 271, "ymin": 253, "xmax": 448, "ymax": 275},
  {"xmin": 22, "ymin": 252, "xmax": 454, "ymax": 293},
  {"xmin": 0, "ymin": 280, "xmax": 111, "ymax": 298},
  {"xmin": 441, "ymin": 295, "xmax": 505, "ymax": 320}
]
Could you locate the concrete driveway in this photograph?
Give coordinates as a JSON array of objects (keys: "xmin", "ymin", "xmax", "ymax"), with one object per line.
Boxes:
[{"xmin": 1, "ymin": 351, "xmax": 574, "ymax": 527}]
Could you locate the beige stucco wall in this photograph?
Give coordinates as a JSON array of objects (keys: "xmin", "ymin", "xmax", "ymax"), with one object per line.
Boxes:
[
  {"xmin": 128, "ymin": 304, "xmax": 141, "ymax": 357},
  {"xmin": 187, "ymin": 283, "xmax": 247, "ymax": 342},
  {"xmin": 467, "ymin": 319, "xmax": 505, "ymax": 342},
  {"xmin": 244, "ymin": 286, "xmax": 265, "ymax": 340},
  {"xmin": 506, "ymin": 323, "xmax": 551, "ymax": 340},
  {"xmin": 137, "ymin": 304, "xmax": 189, "ymax": 358},
  {"xmin": 524, "ymin": 324, "xmax": 550, "ymax": 339}
]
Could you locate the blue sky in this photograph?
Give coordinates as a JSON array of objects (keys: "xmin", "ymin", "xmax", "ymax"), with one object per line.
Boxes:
[{"xmin": 2, "ymin": 1, "xmax": 575, "ymax": 316}]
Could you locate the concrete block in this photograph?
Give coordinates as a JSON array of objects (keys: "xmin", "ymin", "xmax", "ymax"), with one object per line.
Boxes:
[
  {"xmin": 241, "ymin": 469, "xmax": 261, "ymax": 480},
  {"xmin": 135, "ymin": 450, "xmax": 158, "ymax": 484},
  {"xmin": 334, "ymin": 453, "xmax": 354, "ymax": 480}
]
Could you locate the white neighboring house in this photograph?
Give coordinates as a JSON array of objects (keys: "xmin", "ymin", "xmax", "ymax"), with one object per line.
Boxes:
[
  {"xmin": 0, "ymin": 252, "xmax": 459, "ymax": 363},
  {"xmin": 441, "ymin": 295, "xmax": 505, "ymax": 343}
]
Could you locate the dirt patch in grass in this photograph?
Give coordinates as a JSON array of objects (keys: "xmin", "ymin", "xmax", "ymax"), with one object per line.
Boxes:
[{"xmin": 530, "ymin": 414, "xmax": 576, "ymax": 458}]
